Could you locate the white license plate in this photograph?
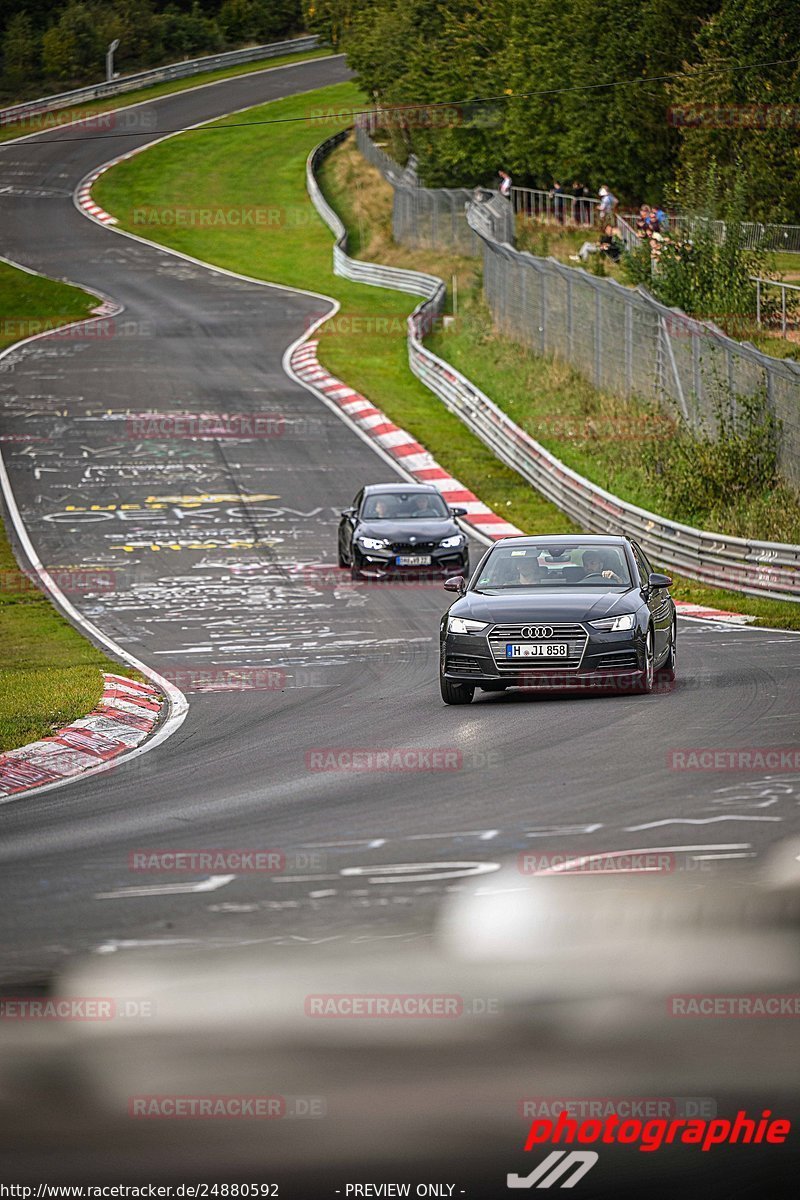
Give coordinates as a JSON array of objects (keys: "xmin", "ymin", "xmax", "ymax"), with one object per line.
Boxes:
[
  {"xmin": 397, "ymin": 555, "xmax": 432, "ymax": 566},
  {"xmin": 506, "ymin": 643, "xmax": 568, "ymax": 658}
]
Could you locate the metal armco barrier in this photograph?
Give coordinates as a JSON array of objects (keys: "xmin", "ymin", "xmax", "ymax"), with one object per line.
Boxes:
[
  {"xmin": 306, "ymin": 134, "xmax": 800, "ymax": 603},
  {"xmin": 0, "ymin": 36, "xmax": 320, "ymax": 127}
]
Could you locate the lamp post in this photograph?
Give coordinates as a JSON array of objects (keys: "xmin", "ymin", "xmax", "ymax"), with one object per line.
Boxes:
[{"xmin": 106, "ymin": 39, "xmax": 120, "ymax": 83}]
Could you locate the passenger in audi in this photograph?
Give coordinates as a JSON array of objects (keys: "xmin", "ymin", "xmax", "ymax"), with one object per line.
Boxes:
[{"xmin": 516, "ymin": 555, "xmax": 545, "ymax": 586}]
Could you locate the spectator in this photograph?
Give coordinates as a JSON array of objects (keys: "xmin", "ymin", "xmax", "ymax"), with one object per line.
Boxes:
[
  {"xmin": 552, "ymin": 180, "xmax": 564, "ymax": 223},
  {"xmin": 498, "ymin": 169, "xmax": 512, "ymax": 198},
  {"xmin": 572, "ymin": 180, "xmax": 589, "ymax": 224},
  {"xmin": 599, "ymin": 223, "xmax": 624, "ymax": 262},
  {"xmin": 653, "ymin": 204, "xmax": 668, "ymax": 231},
  {"xmin": 635, "ymin": 204, "xmax": 652, "ymax": 238},
  {"xmin": 598, "ymin": 185, "xmax": 618, "ymax": 224},
  {"xmin": 572, "ymin": 223, "xmax": 623, "ymax": 263}
]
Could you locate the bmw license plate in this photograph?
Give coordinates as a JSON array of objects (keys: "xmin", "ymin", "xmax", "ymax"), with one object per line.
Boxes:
[
  {"xmin": 397, "ymin": 555, "xmax": 432, "ymax": 566},
  {"xmin": 506, "ymin": 643, "xmax": 568, "ymax": 658}
]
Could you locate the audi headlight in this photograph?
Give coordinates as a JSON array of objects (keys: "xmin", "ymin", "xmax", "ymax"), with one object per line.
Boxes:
[
  {"xmin": 358, "ymin": 536, "xmax": 390, "ymax": 551},
  {"xmin": 588, "ymin": 613, "xmax": 636, "ymax": 632},
  {"xmin": 448, "ymin": 616, "xmax": 489, "ymax": 634},
  {"xmin": 439, "ymin": 534, "xmax": 465, "ymax": 548}
]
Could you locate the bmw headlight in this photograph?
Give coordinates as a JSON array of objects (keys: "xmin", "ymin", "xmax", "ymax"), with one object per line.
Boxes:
[
  {"xmin": 439, "ymin": 534, "xmax": 465, "ymax": 548},
  {"xmin": 448, "ymin": 616, "xmax": 489, "ymax": 634},
  {"xmin": 588, "ymin": 613, "xmax": 636, "ymax": 632},
  {"xmin": 357, "ymin": 536, "xmax": 390, "ymax": 551}
]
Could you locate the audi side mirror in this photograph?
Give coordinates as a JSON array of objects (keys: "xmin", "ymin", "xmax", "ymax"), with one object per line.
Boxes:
[
  {"xmin": 443, "ymin": 575, "xmax": 466, "ymax": 594},
  {"xmin": 450, "ymin": 506, "xmax": 467, "ymax": 518},
  {"xmin": 648, "ymin": 572, "xmax": 672, "ymax": 589}
]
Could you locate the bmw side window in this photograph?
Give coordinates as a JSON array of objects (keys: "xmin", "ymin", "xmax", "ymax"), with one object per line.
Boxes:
[{"xmin": 353, "ymin": 489, "xmax": 363, "ymax": 514}]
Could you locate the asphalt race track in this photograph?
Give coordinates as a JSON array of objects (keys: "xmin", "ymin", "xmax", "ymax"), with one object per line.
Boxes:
[{"xmin": 1, "ymin": 53, "xmax": 799, "ymax": 993}]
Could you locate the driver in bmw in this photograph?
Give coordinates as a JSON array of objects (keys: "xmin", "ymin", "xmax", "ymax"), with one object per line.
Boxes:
[{"xmin": 581, "ymin": 549, "xmax": 622, "ymax": 584}]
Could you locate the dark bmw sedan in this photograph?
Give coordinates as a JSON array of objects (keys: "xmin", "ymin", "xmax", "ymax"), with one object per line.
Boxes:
[
  {"xmin": 338, "ymin": 483, "xmax": 469, "ymax": 581},
  {"xmin": 439, "ymin": 535, "xmax": 676, "ymax": 703}
]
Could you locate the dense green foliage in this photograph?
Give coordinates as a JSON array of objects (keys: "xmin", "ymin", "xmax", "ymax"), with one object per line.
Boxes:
[
  {"xmin": 643, "ymin": 391, "xmax": 781, "ymax": 526},
  {"xmin": 0, "ymin": 0, "xmax": 302, "ymax": 97},
  {"xmin": 303, "ymin": 0, "xmax": 800, "ymax": 219}
]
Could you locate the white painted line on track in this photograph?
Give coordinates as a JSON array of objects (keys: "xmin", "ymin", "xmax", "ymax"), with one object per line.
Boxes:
[
  {"xmin": 625, "ymin": 816, "xmax": 782, "ymax": 830},
  {"xmin": 95, "ymin": 874, "xmax": 235, "ymax": 899}
]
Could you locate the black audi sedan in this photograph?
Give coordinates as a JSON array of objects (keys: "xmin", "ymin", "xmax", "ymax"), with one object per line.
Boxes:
[
  {"xmin": 439, "ymin": 534, "xmax": 676, "ymax": 703},
  {"xmin": 338, "ymin": 483, "xmax": 469, "ymax": 580}
]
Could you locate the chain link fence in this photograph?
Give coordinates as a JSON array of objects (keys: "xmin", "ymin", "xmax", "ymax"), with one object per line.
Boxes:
[
  {"xmin": 470, "ymin": 210, "xmax": 800, "ymax": 487},
  {"xmin": 355, "ymin": 123, "xmax": 513, "ymax": 254}
]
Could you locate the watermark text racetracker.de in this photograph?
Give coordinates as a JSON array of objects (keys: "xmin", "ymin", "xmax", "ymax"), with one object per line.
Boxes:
[
  {"xmin": 668, "ymin": 994, "xmax": 800, "ymax": 1017},
  {"xmin": 127, "ymin": 848, "xmax": 327, "ymax": 874},
  {"xmin": 304, "ymin": 747, "xmax": 500, "ymax": 772},
  {"xmin": 668, "ymin": 748, "xmax": 800, "ymax": 771},
  {"xmin": 131, "ymin": 205, "xmax": 315, "ymax": 229},
  {"xmin": 519, "ymin": 1097, "xmax": 718, "ymax": 1120},
  {"xmin": 0, "ymin": 107, "xmax": 158, "ymax": 132},
  {"xmin": 516, "ymin": 850, "xmax": 713, "ymax": 875},
  {"xmin": 0, "ymin": 997, "xmax": 154, "ymax": 1021},
  {"xmin": 126, "ymin": 412, "xmax": 285, "ymax": 440},
  {"xmin": 304, "ymin": 994, "xmax": 499, "ymax": 1018},
  {"xmin": 0, "ymin": 568, "xmax": 117, "ymax": 595},
  {"xmin": 128, "ymin": 1094, "xmax": 325, "ymax": 1119}
]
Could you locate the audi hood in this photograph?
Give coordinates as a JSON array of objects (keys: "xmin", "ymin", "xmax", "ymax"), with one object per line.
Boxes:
[{"xmin": 449, "ymin": 588, "xmax": 641, "ymax": 624}]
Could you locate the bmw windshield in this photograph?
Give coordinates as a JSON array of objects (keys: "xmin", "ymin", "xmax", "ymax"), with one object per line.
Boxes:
[{"xmin": 362, "ymin": 491, "xmax": 451, "ymax": 520}]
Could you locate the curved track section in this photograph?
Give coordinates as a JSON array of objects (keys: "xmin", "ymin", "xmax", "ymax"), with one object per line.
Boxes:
[{"xmin": 0, "ymin": 57, "xmax": 799, "ymax": 988}]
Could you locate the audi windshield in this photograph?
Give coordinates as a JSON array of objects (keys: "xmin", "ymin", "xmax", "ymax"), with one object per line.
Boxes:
[{"xmin": 475, "ymin": 542, "xmax": 633, "ymax": 589}]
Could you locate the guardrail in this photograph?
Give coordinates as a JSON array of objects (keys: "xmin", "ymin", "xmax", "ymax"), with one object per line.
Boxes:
[
  {"xmin": 753, "ymin": 277, "xmax": 800, "ymax": 338},
  {"xmin": 0, "ymin": 35, "xmax": 320, "ymax": 127},
  {"xmin": 307, "ymin": 131, "xmax": 445, "ymax": 306},
  {"xmin": 306, "ymin": 132, "xmax": 800, "ymax": 602}
]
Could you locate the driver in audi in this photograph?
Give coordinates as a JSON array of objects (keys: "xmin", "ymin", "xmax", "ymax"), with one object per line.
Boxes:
[{"xmin": 581, "ymin": 548, "xmax": 623, "ymax": 584}]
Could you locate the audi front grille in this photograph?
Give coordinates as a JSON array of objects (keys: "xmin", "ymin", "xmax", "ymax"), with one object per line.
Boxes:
[{"xmin": 487, "ymin": 622, "xmax": 588, "ymax": 673}]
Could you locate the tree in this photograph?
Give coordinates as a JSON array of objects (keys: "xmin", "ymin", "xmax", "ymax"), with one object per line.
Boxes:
[
  {"xmin": 2, "ymin": 10, "xmax": 39, "ymax": 89},
  {"xmin": 41, "ymin": 2, "xmax": 104, "ymax": 82},
  {"xmin": 671, "ymin": 0, "xmax": 800, "ymax": 221}
]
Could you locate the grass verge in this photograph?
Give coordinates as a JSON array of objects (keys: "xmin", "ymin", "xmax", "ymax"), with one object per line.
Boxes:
[
  {"xmin": 94, "ymin": 89, "xmax": 800, "ymax": 628},
  {"xmin": 0, "ymin": 260, "xmax": 141, "ymax": 752}
]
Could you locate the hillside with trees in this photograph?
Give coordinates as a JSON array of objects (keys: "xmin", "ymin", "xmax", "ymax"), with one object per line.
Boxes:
[
  {"xmin": 303, "ymin": 0, "xmax": 800, "ymax": 220},
  {"xmin": 0, "ymin": 0, "xmax": 303, "ymax": 100}
]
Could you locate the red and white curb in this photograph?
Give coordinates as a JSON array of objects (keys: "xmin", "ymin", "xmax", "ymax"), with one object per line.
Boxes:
[
  {"xmin": 290, "ymin": 339, "xmax": 522, "ymax": 541},
  {"xmin": 289, "ymin": 340, "xmax": 756, "ymax": 624},
  {"xmin": 76, "ymin": 166, "xmax": 118, "ymax": 224},
  {"xmin": 0, "ymin": 674, "xmax": 163, "ymax": 798},
  {"xmin": 671, "ymin": 602, "xmax": 755, "ymax": 625}
]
